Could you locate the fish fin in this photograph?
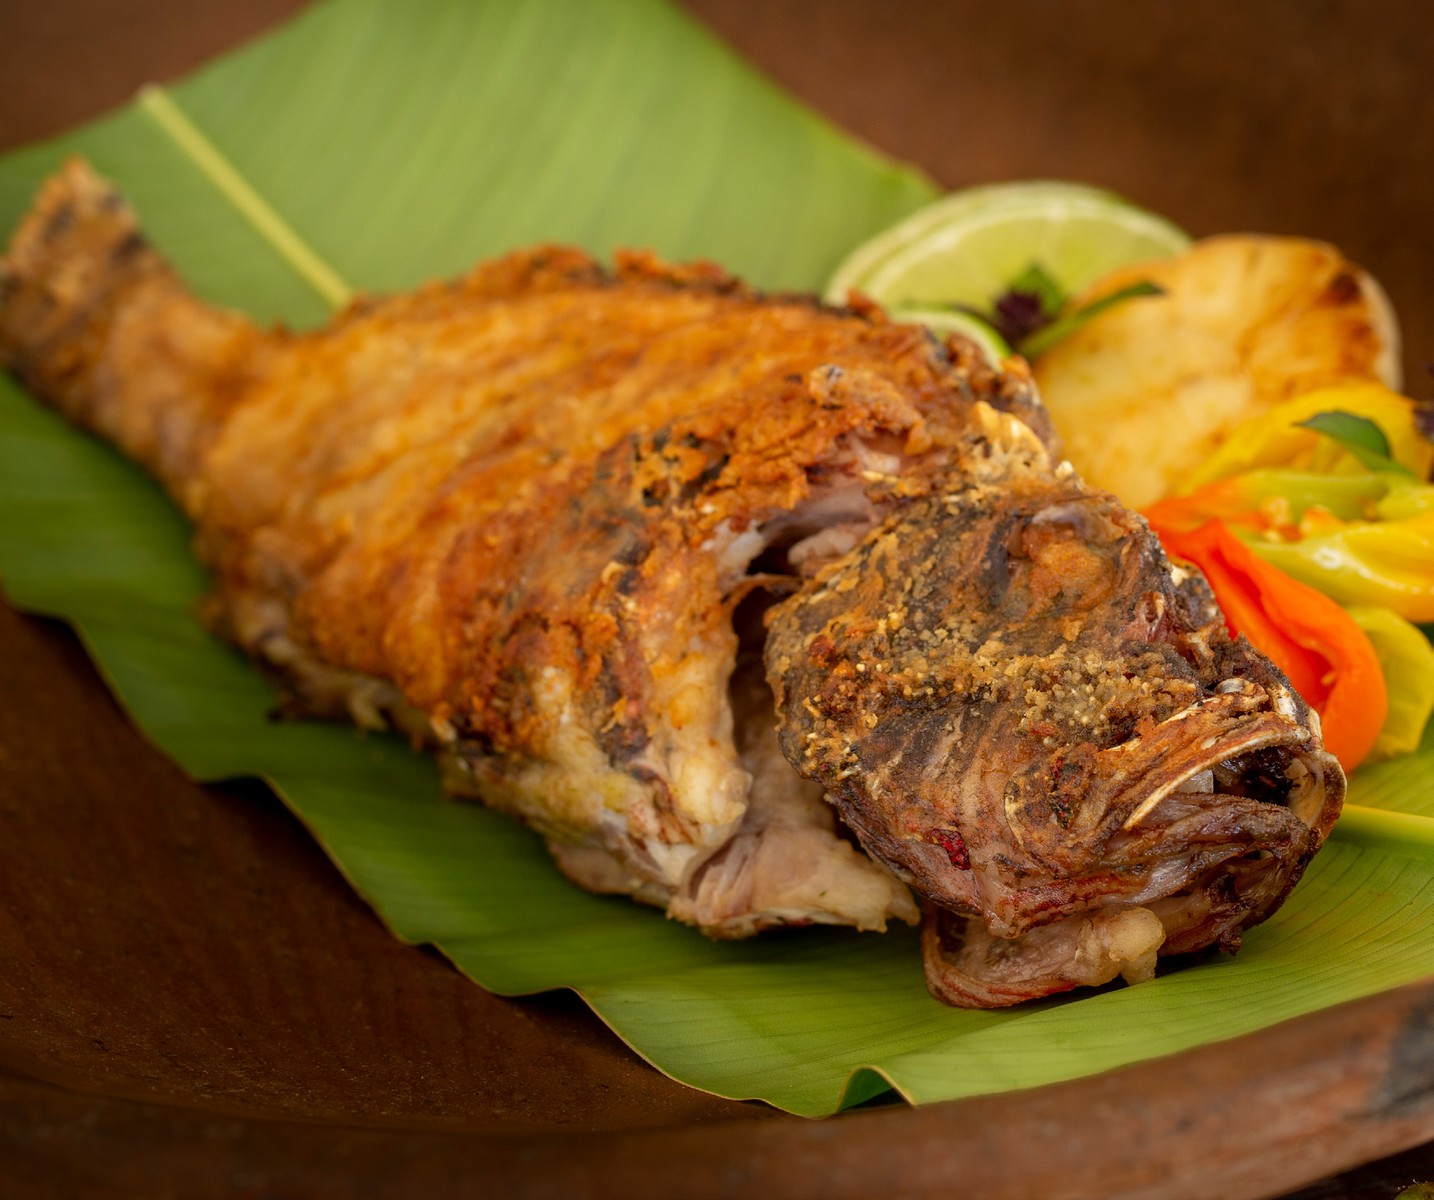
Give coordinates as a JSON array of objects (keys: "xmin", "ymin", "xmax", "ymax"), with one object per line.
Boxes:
[{"xmin": 0, "ymin": 157, "xmax": 267, "ymax": 496}]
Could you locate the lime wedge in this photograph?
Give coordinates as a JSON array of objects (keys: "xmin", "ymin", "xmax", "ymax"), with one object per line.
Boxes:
[
  {"xmin": 889, "ymin": 307, "xmax": 1013, "ymax": 367},
  {"xmin": 826, "ymin": 182, "xmax": 1191, "ymax": 315}
]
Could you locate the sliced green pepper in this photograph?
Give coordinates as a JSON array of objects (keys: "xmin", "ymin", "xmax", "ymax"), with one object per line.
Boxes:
[
  {"xmin": 1146, "ymin": 469, "xmax": 1434, "ymax": 622},
  {"xmin": 1344, "ymin": 606, "xmax": 1434, "ymax": 762},
  {"xmin": 1245, "ymin": 513, "xmax": 1434, "ymax": 623}
]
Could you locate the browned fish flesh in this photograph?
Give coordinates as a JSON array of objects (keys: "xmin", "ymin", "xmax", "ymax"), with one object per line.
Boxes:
[{"xmin": 0, "ymin": 161, "xmax": 1344, "ymax": 1006}]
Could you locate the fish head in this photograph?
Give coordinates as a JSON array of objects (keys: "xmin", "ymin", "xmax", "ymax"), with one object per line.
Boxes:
[{"xmin": 766, "ymin": 424, "xmax": 1344, "ymax": 1003}]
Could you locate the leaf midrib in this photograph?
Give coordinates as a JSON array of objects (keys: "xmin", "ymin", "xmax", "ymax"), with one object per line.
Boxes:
[
  {"xmin": 137, "ymin": 85, "xmax": 352, "ymax": 310},
  {"xmin": 1333, "ymin": 803, "xmax": 1434, "ymax": 849}
]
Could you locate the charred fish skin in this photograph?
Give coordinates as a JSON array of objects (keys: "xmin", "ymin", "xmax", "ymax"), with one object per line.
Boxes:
[
  {"xmin": 767, "ymin": 415, "xmax": 1344, "ymax": 1005},
  {"xmin": 1, "ymin": 161, "xmax": 1344, "ymax": 1008}
]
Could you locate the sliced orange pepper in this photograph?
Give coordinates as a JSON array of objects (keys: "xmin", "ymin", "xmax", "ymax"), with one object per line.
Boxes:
[
  {"xmin": 1143, "ymin": 516, "xmax": 1387, "ymax": 772},
  {"xmin": 1143, "ymin": 477, "xmax": 1272, "ymax": 534},
  {"xmin": 1143, "ymin": 475, "xmax": 1323, "ymax": 540}
]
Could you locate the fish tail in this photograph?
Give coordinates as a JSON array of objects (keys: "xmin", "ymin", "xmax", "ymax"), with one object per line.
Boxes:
[{"xmin": 0, "ymin": 157, "xmax": 264, "ymax": 498}]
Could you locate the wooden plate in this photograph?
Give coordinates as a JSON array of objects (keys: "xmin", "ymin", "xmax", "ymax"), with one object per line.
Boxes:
[{"xmin": 2, "ymin": 3, "xmax": 1432, "ymax": 1196}]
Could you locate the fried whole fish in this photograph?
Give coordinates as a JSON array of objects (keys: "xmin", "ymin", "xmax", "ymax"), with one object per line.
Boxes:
[{"xmin": 0, "ymin": 161, "xmax": 1343, "ymax": 1006}]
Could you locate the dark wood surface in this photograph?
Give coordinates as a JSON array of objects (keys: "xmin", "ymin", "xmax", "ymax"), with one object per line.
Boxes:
[{"xmin": 0, "ymin": 2, "xmax": 1432, "ymax": 1197}]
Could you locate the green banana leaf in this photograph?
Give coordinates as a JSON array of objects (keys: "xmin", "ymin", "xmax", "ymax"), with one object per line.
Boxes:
[{"xmin": 1, "ymin": 0, "xmax": 1431, "ymax": 1118}]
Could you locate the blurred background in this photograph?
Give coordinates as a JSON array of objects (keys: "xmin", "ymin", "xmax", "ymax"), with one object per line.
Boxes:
[
  {"xmin": 3, "ymin": 0, "xmax": 1430, "ymax": 388},
  {"xmin": 0, "ymin": 3, "xmax": 1430, "ymax": 1197}
]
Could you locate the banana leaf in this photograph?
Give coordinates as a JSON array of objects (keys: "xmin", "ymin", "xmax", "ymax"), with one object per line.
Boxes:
[{"xmin": 1, "ymin": 0, "xmax": 1431, "ymax": 1119}]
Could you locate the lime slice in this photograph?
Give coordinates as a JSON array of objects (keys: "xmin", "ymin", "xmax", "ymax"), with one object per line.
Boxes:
[
  {"xmin": 826, "ymin": 182, "xmax": 1191, "ymax": 314},
  {"xmin": 889, "ymin": 307, "xmax": 1013, "ymax": 367}
]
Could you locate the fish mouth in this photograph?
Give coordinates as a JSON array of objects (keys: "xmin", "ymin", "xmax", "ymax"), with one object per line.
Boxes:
[
  {"xmin": 1106, "ymin": 712, "xmax": 1342, "ymax": 953},
  {"xmin": 924, "ymin": 707, "xmax": 1343, "ymax": 1008},
  {"xmin": 1114, "ymin": 679, "xmax": 1334, "ymax": 834}
]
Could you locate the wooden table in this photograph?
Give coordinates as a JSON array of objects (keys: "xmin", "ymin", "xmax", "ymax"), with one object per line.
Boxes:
[{"xmin": 1, "ymin": 3, "xmax": 1431, "ymax": 1196}]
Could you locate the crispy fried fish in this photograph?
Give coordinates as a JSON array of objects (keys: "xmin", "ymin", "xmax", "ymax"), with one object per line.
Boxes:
[{"xmin": 0, "ymin": 161, "xmax": 1343, "ymax": 1005}]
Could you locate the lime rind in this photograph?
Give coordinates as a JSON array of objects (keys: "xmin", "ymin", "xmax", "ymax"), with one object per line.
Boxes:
[
  {"xmin": 824, "ymin": 182, "xmax": 1116, "ymax": 302},
  {"xmin": 860, "ymin": 195, "xmax": 1190, "ymax": 309},
  {"xmin": 889, "ymin": 307, "xmax": 1013, "ymax": 368},
  {"xmin": 826, "ymin": 181, "xmax": 1191, "ymax": 314}
]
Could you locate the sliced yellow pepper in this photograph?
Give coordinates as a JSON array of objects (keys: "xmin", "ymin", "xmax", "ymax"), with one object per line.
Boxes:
[
  {"xmin": 1147, "ymin": 467, "xmax": 1434, "ymax": 623},
  {"xmin": 1181, "ymin": 383, "xmax": 1434, "ymax": 490},
  {"xmin": 1249, "ymin": 511, "xmax": 1434, "ymax": 623},
  {"xmin": 1344, "ymin": 606, "xmax": 1434, "ymax": 762}
]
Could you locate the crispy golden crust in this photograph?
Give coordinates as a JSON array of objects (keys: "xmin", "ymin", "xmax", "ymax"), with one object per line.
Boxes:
[
  {"xmin": 0, "ymin": 162, "xmax": 1013, "ymax": 921},
  {"xmin": 192, "ymin": 248, "xmax": 1022, "ymax": 823}
]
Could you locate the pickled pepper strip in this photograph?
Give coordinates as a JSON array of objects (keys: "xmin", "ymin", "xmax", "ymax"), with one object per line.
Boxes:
[{"xmin": 1145, "ymin": 471, "xmax": 1434, "ymax": 623}]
